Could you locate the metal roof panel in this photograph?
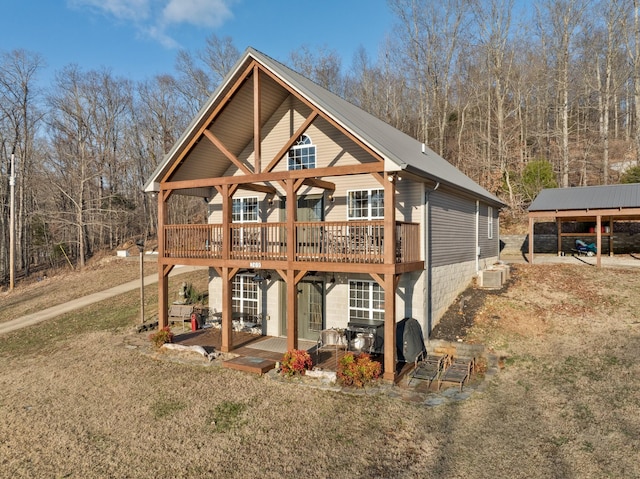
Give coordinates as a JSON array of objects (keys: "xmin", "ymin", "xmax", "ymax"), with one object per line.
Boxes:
[
  {"xmin": 529, "ymin": 184, "xmax": 640, "ymax": 211},
  {"xmin": 146, "ymin": 47, "xmax": 506, "ymax": 207}
]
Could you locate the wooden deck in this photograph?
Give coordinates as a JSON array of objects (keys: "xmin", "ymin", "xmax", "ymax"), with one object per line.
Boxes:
[
  {"xmin": 163, "ymin": 220, "xmax": 421, "ymax": 264},
  {"xmin": 173, "ymin": 328, "xmax": 387, "ymax": 373}
]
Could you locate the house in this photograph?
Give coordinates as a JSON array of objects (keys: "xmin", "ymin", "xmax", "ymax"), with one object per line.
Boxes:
[
  {"xmin": 144, "ymin": 48, "xmax": 505, "ymax": 381},
  {"xmin": 528, "ymin": 183, "xmax": 640, "ymax": 267}
]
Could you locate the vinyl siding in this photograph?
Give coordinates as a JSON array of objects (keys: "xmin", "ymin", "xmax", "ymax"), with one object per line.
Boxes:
[
  {"xmin": 264, "ymin": 97, "xmax": 376, "ymax": 173},
  {"xmin": 430, "ymin": 188, "xmax": 477, "ymax": 267},
  {"xmin": 478, "ymin": 203, "xmax": 499, "ymax": 259}
]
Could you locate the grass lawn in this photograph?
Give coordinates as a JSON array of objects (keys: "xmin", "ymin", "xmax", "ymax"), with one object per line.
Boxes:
[{"xmin": 0, "ymin": 263, "xmax": 639, "ymax": 478}]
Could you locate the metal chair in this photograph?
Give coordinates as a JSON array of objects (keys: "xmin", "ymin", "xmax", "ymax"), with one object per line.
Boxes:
[{"xmin": 316, "ymin": 329, "xmax": 347, "ymax": 369}]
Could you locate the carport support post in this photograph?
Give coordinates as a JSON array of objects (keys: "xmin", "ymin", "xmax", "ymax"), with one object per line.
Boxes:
[
  {"xmin": 528, "ymin": 216, "xmax": 535, "ymax": 264},
  {"xmin": 139, "ymin": 247, "xmax": 145, "ymax": 324},
  {"xmin": 596, "ymin": 215, "xmax": 602, "ymax": 268}
]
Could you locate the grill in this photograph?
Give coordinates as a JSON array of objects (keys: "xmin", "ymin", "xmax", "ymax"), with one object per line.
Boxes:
[{"xmin": 346, "ymin": 319, "xmax": 384, "ymax": 354}]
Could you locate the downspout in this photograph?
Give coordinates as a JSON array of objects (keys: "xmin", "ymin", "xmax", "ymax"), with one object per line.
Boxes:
[
  {"xmin": 423, "ymin": 180, "xmax": 439, "ymax": 340},
  {"xmin": 475, "ymin": 201, "xmax": 480, "ymax": 273}
]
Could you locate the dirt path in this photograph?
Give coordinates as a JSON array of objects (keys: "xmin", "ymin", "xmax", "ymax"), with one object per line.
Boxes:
[{"xmin": 0, "ymin": 265, "xmax": 204, "ymax": 336}]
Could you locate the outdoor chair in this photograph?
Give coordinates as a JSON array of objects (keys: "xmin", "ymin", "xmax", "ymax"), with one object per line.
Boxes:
[
  {"xmin": 439, "ymin": 356, "xmax": 475, "ymax": 391},
  {"xmin": 316, "ymin": 329, "xmax": 347, "ymax": 369},
  {"xmin": 409, "ymin": 351, "xmax": 450, "ymax": 388}
]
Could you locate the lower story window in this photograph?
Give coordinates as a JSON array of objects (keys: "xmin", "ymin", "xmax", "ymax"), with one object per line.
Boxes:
[
  {"xmin": 349, "ymin": 280, "xmax": 384, "ymax": 321},
  {"xmin": 232, "ymin": 274, "xmax": 258, "ymax": 317}
]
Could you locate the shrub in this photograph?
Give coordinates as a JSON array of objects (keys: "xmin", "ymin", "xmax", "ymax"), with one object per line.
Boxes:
[
  {"xmin": 336, "ymin": 352, "xmax": 382, "ymax": 388},
  {"xmin": 621, "ymin": 165, "xmax": 640, "ymax": 184},
  {"xmin": 280, "ymin": 349, "xmax": 313, "ymax": 377},
  {"xmin": 149, "ymin": 326, "xmax": 174, "ymax": 348},
  {"xmin": 518, "ymin": 159, "xmax": 558, "ymax": 203}
]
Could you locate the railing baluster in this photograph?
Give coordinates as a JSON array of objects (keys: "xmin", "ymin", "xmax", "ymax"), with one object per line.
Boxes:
[{"xmin": 163, "ymin": 221, "xmax": 420, "ymax": 263}]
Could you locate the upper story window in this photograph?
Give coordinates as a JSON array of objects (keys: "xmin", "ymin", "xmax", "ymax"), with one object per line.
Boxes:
[
  {"xmin": 232, "ymin": 197, "xmax": 258, "ymax": 222},
  {"xmin": 488, "ymin": 206, "xmax": 494, "ymax": 239},
  {"xmin": 347, "ymin": 189, "xmax": 384, "ymax": 220},
  {"xmin": 287, "ymin": 134, "xmax": 316, "ymax": 170}
]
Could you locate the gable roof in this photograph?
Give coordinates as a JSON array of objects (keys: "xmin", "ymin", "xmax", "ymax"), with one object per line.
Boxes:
[
  {"xmin": 529, "ymin": 184, "xmax": 640, "ymax": 212},
  {"xmin": 145, "ymin": 47, "xmax": 505, "ymax": 207}
]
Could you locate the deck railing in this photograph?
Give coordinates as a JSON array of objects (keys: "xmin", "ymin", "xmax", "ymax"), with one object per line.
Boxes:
[{"xmin": 164, "ymin": 221, "xmax": 420, "ymax": 264}]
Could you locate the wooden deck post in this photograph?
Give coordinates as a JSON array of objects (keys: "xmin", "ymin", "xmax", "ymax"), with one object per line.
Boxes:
[
  {"xmin": 383, "ymin": 174, "xmax": 397, "ymax": 381},
  {"xmin": 220, "ymin": 185, "xmax": 234, "ymax": 352},
  {"xmin": 286, "ymin": 269, "xmax": 298, "ymax": 352},
  {"xmin": 158, "ymin": 265, "xmax": 172, "ymax": 329},
  {"xmin": 286, "ymin": 179, "xmax": 298, "ymax": 352},
  {"xmin": 383, "ymin": 273, "xmax": 398, "ymax": 382},
  {"xmin": 158, "ymin": 190, "xmax": 170, "ymax": 328},
  {"xmin": 221, "ymin": 266, "xmax": 233, "ymax": 352}
]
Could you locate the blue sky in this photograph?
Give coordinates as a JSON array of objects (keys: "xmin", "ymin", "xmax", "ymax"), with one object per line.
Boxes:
[{"xmin": 4, "ymin": 1, "xmax": 395, "ymax": 84}]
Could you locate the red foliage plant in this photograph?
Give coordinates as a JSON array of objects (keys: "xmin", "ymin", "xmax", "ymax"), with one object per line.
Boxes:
[
  {"xmin": 336, "ymin": 352, "xmax": 382, "ymax": 388},
  {"xmin": 149, "ymin": 326, "xmax": 174, "ymax": 348},
  {"xmin": 280, "ymin": 349, "xmax": 313, "ymax": 377}
]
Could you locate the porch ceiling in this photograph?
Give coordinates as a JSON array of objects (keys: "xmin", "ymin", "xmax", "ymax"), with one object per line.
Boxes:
[{"xmin": 167, "ymin": 70, "xmax": 289, "ymax": 193}]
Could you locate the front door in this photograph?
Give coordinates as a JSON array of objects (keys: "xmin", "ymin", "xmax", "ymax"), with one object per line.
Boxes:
[
  {"xmin": 297, "ymin": 280, "xmax": 324, "ymax": 340},
  {"xmin": 297, "ymin": 195, "xmax": 323, "ymax": 222},
  {"xmin": 280, "ymin": 279, "xmax": 325, "ymax": 341},
  {"xmin": 279, "ymin": 195, "xmax": 325, "ymax": 340}
]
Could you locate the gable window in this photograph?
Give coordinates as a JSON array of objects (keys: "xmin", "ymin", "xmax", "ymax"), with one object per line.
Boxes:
[
  {"xmin": 232, "ymin": 274, "xmax": 258, "ymax": 318},
  {"xmin": 287, "ymin": 134, "xmax": 316, "ymax": 170},
  {"xmin": 488, "ymin": 206, "xmax": 494, "ymax": 239},
  {"xmin": 232, "ymin": 197, "xmax": 258, "ymax": 223},
  {"xmin": 347, "ymin": 189, "xmax": 384, "ymax": 220},
  {"xmin": 349, "ymin": 280, "xmax": 384, "ymax": 321}
]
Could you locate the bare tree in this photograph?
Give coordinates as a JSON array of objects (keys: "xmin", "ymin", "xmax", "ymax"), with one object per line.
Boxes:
[
  {"xmin": 345, "ymin": 45, "xmax": 414, "ymax": 134},
  {"xmin": 390, "ymin": 0, "xmax": 471, "ymax": 155},
  {"xmin": 199, "ymin": 35, "xmax": 241, "ymax": 86},
  {"xmin": 289, "ymin": 45, "xmax": 344, "ymax": 96},
  {"xmin": 536, "ymin": 0, "xmax": 590, "ymax": 188},
  {"xmin": 473, "ymin": 0, "xmax": 518, "ymax": 203},
  {"xmin": 0, "ymin": 49, "xmax": 45, "ymax": 279},
  {"xmin": 589, "ymin": 0, "xmax": 627, "ymax": 184},
  {"xmin": 624, "ymin": 0, "xmax": 640, "ymax": 165}
]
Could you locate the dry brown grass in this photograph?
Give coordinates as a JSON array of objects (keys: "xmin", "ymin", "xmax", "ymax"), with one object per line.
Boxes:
[
  {"xmin": 0, "ymin": 256, "xmax": 158, "ymax": 322},
  {"xmin": 1, "ymin": 262, "xmax": 639, "ymax": 478}
]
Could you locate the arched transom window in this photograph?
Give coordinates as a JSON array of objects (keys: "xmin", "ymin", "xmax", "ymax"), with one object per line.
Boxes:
[{"xmin": 287, "ymin": 134, "xmax": 316, "ymax": 170}]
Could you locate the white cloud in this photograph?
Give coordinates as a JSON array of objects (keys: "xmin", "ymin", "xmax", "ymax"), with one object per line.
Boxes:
[
  {"xmin": 162, "ymin": 0, "xmax": 235, "ymax": 28},
  {"xmin": 68, "ymin": 0, "xmax": 237, "ymax": 48},
  {"xmin": 144, "ymin": 25, "xmax": 180, "ymax": 49},
  {"xmin": 68, "ymin": 0, "xmax": 151, "ymax": 22}
]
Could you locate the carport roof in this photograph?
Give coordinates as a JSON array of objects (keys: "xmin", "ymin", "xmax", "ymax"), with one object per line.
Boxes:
[
  {"xmin": 527, "ymin": 183, "xmax": 640, "ymax": 267},
  {"xmin": 529, "ymin": 184, "xmax": 640, "ymax": 212}
]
